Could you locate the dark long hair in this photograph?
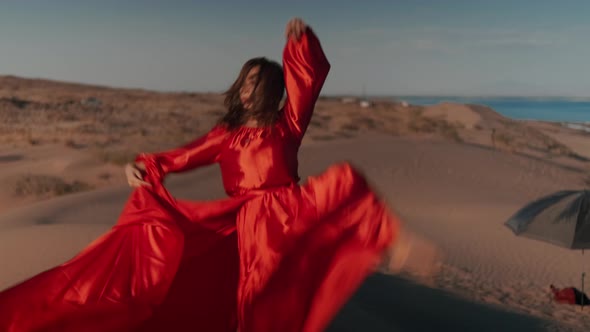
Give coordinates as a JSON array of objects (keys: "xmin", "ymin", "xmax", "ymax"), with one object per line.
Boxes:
[{"xmin": 220, "ymin": 57, "xmax": 285, "ymax": 129}]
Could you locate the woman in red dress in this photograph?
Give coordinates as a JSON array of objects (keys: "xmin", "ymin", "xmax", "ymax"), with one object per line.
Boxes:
[{"xmin": 0, "ymin": 18, "xmax": 417, "ymax": 332}]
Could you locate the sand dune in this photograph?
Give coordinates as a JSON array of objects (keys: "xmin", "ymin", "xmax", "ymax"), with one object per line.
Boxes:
[
  {"xmin": 2, "ymin": 76, "xmax": 590, "ymax": 330},
  {"xmin": 1, "ymin": 134, "xmax": 589, "ymax": 330},
  {"xmin": 422, "ymin": 102, "xmax": 482, "ymax": 129}
]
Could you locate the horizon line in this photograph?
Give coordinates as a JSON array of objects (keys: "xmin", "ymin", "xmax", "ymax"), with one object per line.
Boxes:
[{"xmin": 1, "ymin": 74, "xmax": 589, "ymax": 100}]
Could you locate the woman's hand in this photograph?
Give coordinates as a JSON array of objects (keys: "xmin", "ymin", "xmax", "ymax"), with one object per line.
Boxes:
[
  {"xmin": 125, "ymin": 162, "xmax": 151, "ymax": 188},
  {"xmin": 285, "ymin": 17, "xmax": 307, "ymax": 40}
]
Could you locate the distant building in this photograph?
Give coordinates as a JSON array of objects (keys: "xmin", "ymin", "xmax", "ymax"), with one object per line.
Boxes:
[
  {"xmin": 360, "ymin": 100, "xmax": 372, "ymax": 108},
  {"xmin": 359, "ymin": 84, "xmax": 372, "ymax": 108}
]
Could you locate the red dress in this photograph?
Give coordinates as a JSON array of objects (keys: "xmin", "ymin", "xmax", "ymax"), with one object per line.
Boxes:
[{"xmin": 0, "ymin": 28, "xmax": 399, "ymax": 332}]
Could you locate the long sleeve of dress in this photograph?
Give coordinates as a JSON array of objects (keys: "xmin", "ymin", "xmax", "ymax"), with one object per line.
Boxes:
[
  {"xmin": 134, "ymin": 125, "xmax": 228, "ymax": 183},
  {"xmin": 282, "ymin": 27, "xmax": 331, "ymax": 141}
]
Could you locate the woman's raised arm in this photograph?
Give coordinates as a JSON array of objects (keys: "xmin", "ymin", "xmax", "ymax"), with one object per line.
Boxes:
[{"xmin": 282, "ymin": 19, "xmax": 331, "ymax": 141}]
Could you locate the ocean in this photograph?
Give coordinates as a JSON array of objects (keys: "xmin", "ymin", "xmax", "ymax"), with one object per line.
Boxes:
[{"xmin": 393, "ymin": 96, "xmax": 590, "ymax": 124}]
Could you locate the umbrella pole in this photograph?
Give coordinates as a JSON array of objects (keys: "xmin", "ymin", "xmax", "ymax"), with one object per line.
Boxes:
[{"xmin": 582, "ymin": 272, "xmax": 585, "ymax": 311}]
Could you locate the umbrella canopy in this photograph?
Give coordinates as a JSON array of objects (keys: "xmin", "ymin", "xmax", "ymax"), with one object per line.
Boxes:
[{"xmin": 505, "ymin": 190, "xmax": 590, "ymax": 249}]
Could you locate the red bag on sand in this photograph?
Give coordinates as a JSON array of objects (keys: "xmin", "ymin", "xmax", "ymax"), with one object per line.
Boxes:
[{"xmin": 550, "ymin": 284, "xmax": 590, "ymax": 305}]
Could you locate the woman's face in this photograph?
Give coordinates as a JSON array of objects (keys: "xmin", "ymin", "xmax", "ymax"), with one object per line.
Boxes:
[{"xmin": 239, "ymin": 66, "xmax": 260, "ymax": 111}]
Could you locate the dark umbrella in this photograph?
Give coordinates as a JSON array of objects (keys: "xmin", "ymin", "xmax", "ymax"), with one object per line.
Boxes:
[{"xmin": 505, "ymin": 190, "xmax": 590, "ymax": 309}]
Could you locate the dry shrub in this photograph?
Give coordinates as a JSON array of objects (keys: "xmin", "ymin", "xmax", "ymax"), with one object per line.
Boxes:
[
  {"xmin": 311, "ymin": 134, "xmax": 339, "ymax": 141},
  {"xmin": 496, "ymin": 134, "xmax": 514, "ymax": 148},
  {"xmin": 14, "ymin": 174, "xmax": 93, "ymax": 197},
  {"xmin": 341, "ymin": 123, "xmax": 360, "ymax": 131},
  {"xmin": 409, "ymin": 115, "xmax": 463, "ymax": 142}
]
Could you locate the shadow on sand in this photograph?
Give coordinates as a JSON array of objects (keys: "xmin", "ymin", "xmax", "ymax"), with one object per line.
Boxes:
[{"xmin": 328, "ymin": 273, "xmax": 567, "ymax": 332}]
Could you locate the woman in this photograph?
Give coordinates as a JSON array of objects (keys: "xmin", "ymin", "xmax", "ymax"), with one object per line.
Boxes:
[{"xmin": 0, "ymin": 18, "xmax": 430, "ymax": 332}]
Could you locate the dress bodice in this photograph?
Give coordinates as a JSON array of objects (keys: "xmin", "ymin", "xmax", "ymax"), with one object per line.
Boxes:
[{"xmin": 217, "ymin": 122, "xmax": 300, "ymax": 196}]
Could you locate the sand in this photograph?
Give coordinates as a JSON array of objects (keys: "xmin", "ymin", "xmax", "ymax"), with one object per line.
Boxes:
[{"xmin": 1, "ymin": 76, "xmax": 590, "ymax": 331}]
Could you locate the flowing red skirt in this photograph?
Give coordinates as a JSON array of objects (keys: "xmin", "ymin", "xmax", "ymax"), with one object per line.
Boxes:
[{"xmin": 0, "ymin": 163, "xmax": 398, "ymax": 332}]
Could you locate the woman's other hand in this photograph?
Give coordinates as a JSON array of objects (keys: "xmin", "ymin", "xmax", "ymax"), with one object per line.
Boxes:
[{"xmin": 125, "ymin": 162, "xmax": 151, "ymax": 188}]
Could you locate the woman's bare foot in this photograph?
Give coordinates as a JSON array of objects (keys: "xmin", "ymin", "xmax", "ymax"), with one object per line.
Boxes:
[{"xmin": 380, "ymin": 228, "xmax": 443, "ymax": 283}]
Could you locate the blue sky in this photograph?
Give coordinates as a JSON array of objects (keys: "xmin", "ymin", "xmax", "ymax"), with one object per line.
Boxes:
[{"xmin": 1, "ymin": 0, "xmax": 589, "ymax": 96}]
